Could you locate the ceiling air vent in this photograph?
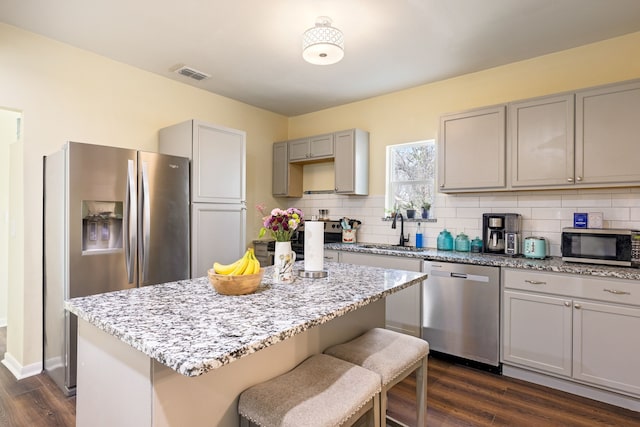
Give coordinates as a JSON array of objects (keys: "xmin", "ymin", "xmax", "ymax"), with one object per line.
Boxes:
[{"xmin": 174, "ymin": 65, "xmax": 210, "ymax": 81}]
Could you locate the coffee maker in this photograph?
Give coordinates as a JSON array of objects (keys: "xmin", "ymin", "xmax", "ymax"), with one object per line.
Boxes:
[{"xmin": 482, "ymin": 213, "xmax": 522, "ymax": 255}]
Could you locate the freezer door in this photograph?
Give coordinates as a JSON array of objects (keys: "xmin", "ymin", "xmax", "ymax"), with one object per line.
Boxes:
[
  {"xmin": 67, "ymin": 142, "xmax": 138, "ymax": 295},
  {"xmin": 191, "ymin": 203, "xmax": 246, "ymax": 278},
  {"xmin": 64, "ymin": 142, "xmax": 138, "ymax": 392},
  {"xmin": 138, "ymin": 151, "xmax": 190, "ymax": 286}
]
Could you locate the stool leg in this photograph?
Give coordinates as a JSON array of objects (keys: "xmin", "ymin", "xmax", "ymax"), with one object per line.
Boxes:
[
  {"xmin": 240, "ymin": 416, "xmax": 251, "ymax": 427},
  {"xmin": 415, "ymin": 356, "xmax": 428, "ymax": 427},
  {"xmin": 380, "ymin": 387, "xmax": 388, "ymax": 425},
  {"xmin": 373, "ymin": 393, "xmax": 381, "ymax": 427}
]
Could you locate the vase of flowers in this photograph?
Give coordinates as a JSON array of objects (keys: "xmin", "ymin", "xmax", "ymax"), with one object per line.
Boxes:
[{"xmin": 258, "ymin": 207, "xmax": 304, "ymax": 283}]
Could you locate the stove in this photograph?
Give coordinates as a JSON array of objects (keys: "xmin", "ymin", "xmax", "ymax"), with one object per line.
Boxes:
[{"xmin": 254, "ymin": 220, "xmax": 344, "ymax": 266}]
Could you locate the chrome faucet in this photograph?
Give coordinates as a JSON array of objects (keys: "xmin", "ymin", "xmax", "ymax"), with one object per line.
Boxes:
[{"xmin": 391, "ymin": 211, "xmax": 409, "ymax": 246}]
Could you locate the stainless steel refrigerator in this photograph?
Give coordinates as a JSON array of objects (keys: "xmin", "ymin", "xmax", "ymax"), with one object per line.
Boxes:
[{"xmin": 43, "ymin": 141, "xmax": 190, "ymax": 395}]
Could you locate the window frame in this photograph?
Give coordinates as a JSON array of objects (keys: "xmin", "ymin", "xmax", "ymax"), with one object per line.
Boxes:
[{"xmin": 385, "ymin": 139, "xmax": 436, "ymax": 215}]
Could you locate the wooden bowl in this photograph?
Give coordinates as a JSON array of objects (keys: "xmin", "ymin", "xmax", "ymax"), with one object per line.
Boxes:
[{"xmin": 208, "ymin": 268, "xmax": 265, "ymax": 295}]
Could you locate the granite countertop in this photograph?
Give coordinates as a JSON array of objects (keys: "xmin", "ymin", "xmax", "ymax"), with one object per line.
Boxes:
[
  {"xmin": 65, "ymin": 262, "xmax": 426, "ymax": 377},
  {"xmin": 325, "ymin": 243, "xmax": 640, "ymax": 281}
]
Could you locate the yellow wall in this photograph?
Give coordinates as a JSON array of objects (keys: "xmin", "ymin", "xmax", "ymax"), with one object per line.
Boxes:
[
  {"xmin": 288, "ymin": 31, "xmax": 640, "ymax": 194},
  {"xmin": 3, "ymin": 20, "xmax": 640, "ymax": 374},
  {"xmin": 0, "ymin": 110, "xmax": 20, "ymax": 327},
  {"xmin": 0, "ymin": 23, "xmax": 288, "ymax": 371}
]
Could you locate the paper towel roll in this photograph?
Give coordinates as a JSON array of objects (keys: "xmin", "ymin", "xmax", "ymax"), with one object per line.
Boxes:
[{"xmin": 304, "ymin": 221, "xmax": 325, "ymax": 272}]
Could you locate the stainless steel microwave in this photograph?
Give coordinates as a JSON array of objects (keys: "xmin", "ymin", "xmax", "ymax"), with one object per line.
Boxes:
[{"xmin": 561, "ymin": 228, "xmax": 640, "ymax": 268}]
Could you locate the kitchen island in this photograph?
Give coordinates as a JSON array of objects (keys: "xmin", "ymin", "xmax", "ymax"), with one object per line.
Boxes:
[{"xmin": 65, "ymin": 261, "xmax": 426, "ymax": 427}]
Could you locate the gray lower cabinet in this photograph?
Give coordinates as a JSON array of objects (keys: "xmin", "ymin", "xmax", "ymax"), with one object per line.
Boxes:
[
  {"xmin": 338, "ymin": 251, "xmax": 422, "ymax": 337},
  {"xmin": 323, "ymin": 249, "xmax": 341, "ymax": 263},
  {"xmin": 439, "ymin": 105, "xmax": 506, "ymax": 192},
  {"xmin": 502, "ymin": 268, "xmax": 640, "ymax": 398}
]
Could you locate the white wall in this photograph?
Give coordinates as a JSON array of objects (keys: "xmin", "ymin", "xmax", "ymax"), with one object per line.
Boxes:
[
  {"xmin": 0, "ymin": 23, "xmax": 288, "ymax": 375},
  {"xmin": 290, "ymin": 189, "xmax": 640, "ymax": 257}
]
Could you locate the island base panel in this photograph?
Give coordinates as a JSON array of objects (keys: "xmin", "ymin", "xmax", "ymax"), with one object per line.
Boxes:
[
  {"xmin": 76, "ymin": 300, "xmax": 385, "ymax": 427},
  {"xmin": 76, "ymin": 320, "xmax": 152, "ymax": 427}
]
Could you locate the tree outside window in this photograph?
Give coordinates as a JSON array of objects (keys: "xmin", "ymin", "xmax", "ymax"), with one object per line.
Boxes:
[{"xmin": 385, "ymin": 140, "xmax": 436, "ymax": 215}]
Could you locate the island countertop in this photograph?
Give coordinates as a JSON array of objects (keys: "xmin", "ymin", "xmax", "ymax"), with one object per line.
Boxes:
[{"xmin": 65, "ymin": 261, "xmax": 426, "ymax": 378}]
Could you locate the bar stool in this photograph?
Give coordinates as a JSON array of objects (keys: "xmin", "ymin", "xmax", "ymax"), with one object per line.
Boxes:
[
  {"xmin": 238, "ymin": 353, "xmax": 382, "ymax": 427},
  {"xmin": 324, "ymin": 328, "xmax": 429, "ymax": 427}
]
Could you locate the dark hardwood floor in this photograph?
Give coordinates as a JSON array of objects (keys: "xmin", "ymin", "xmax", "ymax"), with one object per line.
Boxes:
[
  {"xmin": 0, "ymin": 328, "xmax": 75, "ymax": 427},
  {"xmin": 387, "ymin": 357, "xmax": 640, "ymax": 427},
  {"xmin": 0, "ymin": 327, "xmax": 638, "ymax": 426}
]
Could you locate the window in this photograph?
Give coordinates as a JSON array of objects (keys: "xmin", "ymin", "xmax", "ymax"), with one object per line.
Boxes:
[{"xmin": 385, "ymin": 140, "xmax": 436, "ymax": 214}]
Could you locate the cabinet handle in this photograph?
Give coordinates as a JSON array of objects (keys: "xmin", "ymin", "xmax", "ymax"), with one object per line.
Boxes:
[
  {"xmin": 564, "ymin": 301, "xmax": 571, "ymax": 307},
  {"xmin": 567, "ymin": 177, "xmax": 574, "ymax": 182},
  {"xmin": 576, "ymin": 176, "xmax": 583, "ymax": 182},
  {"xmin": 440, "ymin": 183, "xmax": 445, "ymax": 188},
  {"xmin": 524, "ymin": 280, "xmax": 546, "ymax": 285},
  {"xmin": 603, "ymin": 288, "xmax": 630, "ymax": 295},
  {"xmin": 574, "ymin": 303, "xmax": 582, "ymax": 309}
]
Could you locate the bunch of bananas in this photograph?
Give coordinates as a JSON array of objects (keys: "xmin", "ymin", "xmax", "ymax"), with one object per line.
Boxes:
[{"xmin": 213, "ymin": 248, "xmax": 261, "ymax": 275}]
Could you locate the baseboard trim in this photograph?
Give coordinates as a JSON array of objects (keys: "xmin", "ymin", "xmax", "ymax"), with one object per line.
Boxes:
[
  {"xmin": 2, "ymin": 351, "xmax": 43, "ymax": 380},
  {"xmin": 503, "ymin": 364, "xmax": 640, "ymax": 412}
]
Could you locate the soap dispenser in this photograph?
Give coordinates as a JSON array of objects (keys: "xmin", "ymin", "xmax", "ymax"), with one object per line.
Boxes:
[{"xmin": 416, "ymin": 223, "xmax": 424, "ymax": 248}]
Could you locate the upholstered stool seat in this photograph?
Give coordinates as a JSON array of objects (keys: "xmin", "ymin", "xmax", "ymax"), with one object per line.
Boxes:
[
  {"xmin": 238, "ymin": 353, "xmax": 381, "ymax": 427},
  {"xmin": 324, "ymin": 328, "xmax": 429, "ymax": 427}
]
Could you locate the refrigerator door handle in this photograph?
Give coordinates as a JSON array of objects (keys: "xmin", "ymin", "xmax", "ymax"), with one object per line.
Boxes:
[
  {"xmin": 124, "ymin": 159, "xmax": 137, "ymax": 284},
  {"xmin": 141, "ymin": 161, "xmax": 151, "ymax": 283}
]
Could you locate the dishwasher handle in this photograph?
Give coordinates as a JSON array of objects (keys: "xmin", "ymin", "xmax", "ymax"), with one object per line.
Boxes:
[{"xmin": 428, "ymin": 269, "xmax": 490, "ymax": 283}]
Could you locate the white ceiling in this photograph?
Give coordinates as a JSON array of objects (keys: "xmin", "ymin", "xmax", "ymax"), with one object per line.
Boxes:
[{"xmin": 3, "ymin": 0, "xmax": 640, "ymax": 116}]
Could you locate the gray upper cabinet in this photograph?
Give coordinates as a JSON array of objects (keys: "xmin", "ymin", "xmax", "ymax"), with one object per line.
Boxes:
[
  {"xmin": 273, "ymin": 128, "xmax": 369, "ymax": 197},
  {"xmin": 439, "ymin": 105, "xmax": 506, "ymax": 192},
  {"xmin": 576, "ymin": 80, "xmax": 640, "ymax": 185},
  {"xmin": 272, "ymin": 141, "xmax": 302, "ymax": 198},
  {"xmin": 509, "ymin": 94, "xmax": 575, "ymax": 188},
  {"xmin": 440, "ymin": 79, "xmax": 640, "ymax": 193},
  {"xmin": 288, "ymin": 133, "xmax": 335, "ymax": 162},
  {"xmin": 334, "ymin": 129, "xmax": 369, "ymax": 195},
  {"xmin": 159, "ymin": 119, "xmax": 246, "ymax": 204}
]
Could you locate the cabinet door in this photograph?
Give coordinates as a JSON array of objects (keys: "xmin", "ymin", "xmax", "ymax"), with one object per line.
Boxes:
[
  {"xmin": 309, "ymin": 133, "xmax": 334, "ymax": 158},
  {"xmin": 272, "ymin": 142, "xmax": 289, "ymax": 197},
  {"xmin": 288, "ymin": 138, "xmax": 310, "ymax": 161},
  {"xmin": 272, "ymin": 142, "xmax": 302, "ymax": 198},
  {"xmin": 323, "ymin": 250, "xmax": 340, "ymax": 263},
  {"xmin": 503, "ymin": 290, "xmax": 572, "ymax": 377},
  {"xmin": 573, "ymin": 300, "xmax": 640, "ymax": 396},
  {"xmin": 510, "ymin": 94, "xmax": 575, "ymax": 187},
  {"xmin": 193, "ymin": 121, "xmax": 246, "ymax": 204},
  {"xmin": 334, "ymin": 129, "xmax": 369, "ymax": 195},
  {"xmin": 439, "ymin": 105, "xmax": 506, "ymax": 192},
  {"xmin": 576, "ymin": 81, "xmax": 640, "ymax": 185},
  {"xmin": 191, "ymin": 203, "xmax": 246, "ymax": 278},
  {"xmin": 340, "ymin": 251, "xmax": 422, "ymax": 337}
]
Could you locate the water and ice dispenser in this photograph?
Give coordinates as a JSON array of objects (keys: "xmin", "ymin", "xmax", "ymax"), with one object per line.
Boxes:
[{"xmin": 81, "ymin": 200, "xmax": 123, "ymax": 253}]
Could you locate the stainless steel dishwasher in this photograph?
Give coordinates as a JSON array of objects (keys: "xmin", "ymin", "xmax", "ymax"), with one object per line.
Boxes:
[{"xmin": 422, "ymin": 260, "xmax": 501, "ymax": 368}]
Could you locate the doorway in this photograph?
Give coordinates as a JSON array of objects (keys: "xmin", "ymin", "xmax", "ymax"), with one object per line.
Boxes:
[{"xmin": 0, "ymin": 108, "xmax": 22, "ymax": 328}]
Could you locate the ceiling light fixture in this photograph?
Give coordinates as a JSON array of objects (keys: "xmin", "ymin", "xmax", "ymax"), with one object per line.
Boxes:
[{"xmin": 302, "ymin": 16, "xmax": 344, "ymax": 65}]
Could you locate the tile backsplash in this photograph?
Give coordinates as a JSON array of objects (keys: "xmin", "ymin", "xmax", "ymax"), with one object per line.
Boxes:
[{"xmin": 288, "ymin": 188, "xmax": 640, "ymax": 257}]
